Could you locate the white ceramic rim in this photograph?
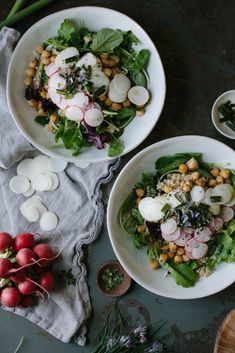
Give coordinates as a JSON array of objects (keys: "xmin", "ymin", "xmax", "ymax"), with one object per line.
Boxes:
[
  {"xmin": 107, "ymin": 135, "xmax": 235, "ymax": 299},
  {"xmin": 6, "ymin": 6, "xmax": 166, "ymax": 163}
]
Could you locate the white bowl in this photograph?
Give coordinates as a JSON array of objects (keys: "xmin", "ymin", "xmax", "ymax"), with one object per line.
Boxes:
[
  {"xmin": 107, "ymin": 135, "xmax": 235, "ymax": 299},
  {"xmin": 7, "ymin": 6, "xmax": 166, "ymax": 163},
  {"xmin": 211, "ymin": 90, "xmax": 235, "ymax": 139}
]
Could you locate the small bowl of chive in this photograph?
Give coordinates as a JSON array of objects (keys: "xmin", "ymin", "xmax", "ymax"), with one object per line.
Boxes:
[
  {"xmin": 212, "ymin": 90, "xmax": 235, "ymax": 139},
  {"xmin": 97, "ymin": 260, "xmax": 132, "ymax": 297}
]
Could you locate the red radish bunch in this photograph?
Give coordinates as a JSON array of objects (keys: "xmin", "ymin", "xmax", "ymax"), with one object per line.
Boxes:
[{"xmin": 0, "ymin": 231, "xmax": 56, "ymax": 308}]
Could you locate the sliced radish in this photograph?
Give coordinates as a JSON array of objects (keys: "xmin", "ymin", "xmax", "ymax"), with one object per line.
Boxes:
[
  {"xmin": 45, "ymin": 62, "xmax": 58, "ymax": 77},
  {"xmin": 108, "ymin": 86, "xmax": 127, "ymax": 103},
  {"xmin": 138, "ymin": 197, "xmax": 164, "ymax": 222},
  {"xmin": 68, "ymin": 92, "xmax": 89, "ymax": 109},
  {"xmin": 202, "ymin": 188, "xmax": 214, "ymax": 205},
  {"xmin": 47, "ymin": 173, "xmax": 59, "ymax": 191},
  {"xmin": 194, "ymin": 227, "xmax": 212, "ymax": 242},
  {"xmin": 160, "ymin": 218, "xmax": 177, "ymax": 235},
  {"xmin": 185, "ymin": 251, "xmax": 195, "ymax": 260},
  {"xmin": 184, "ymin": 227, "xmax": 194, "ymax": 235},
  {"xmin": 185, "ymin": 238, "xmax": 198, "ymax": 252},
  {"xmin": 20, "ymin": 197, "xmax": 47, "ymax": 220},
  {"xmin": 76, "ymin": 53, "xmax": 98, "ymax": 68},
  {"xmin": 113, "ymin": 74, "xmax": 131, "ymax": 93},
  {"xmin": 209, "ymin": 204, "xmax": 221, "ymax": 216},
  {"xmin": 65, "ymin": 106, "xmax": 84, "ymax": 122},
  {"xmin": 84, "ymin": 108, "xmax": 104, "ymax": 127},
  {"xmin": 16, "ymin": 158, "xmax": 33, "ymax": 178},
  {"xmin": 192, "ymin": 242, "xmax": 208, "ymax": 259},
  {"xmin": 84, "ymin": 102, "xmax": 101, "ymax": 111},
  {"xmin": 23, "ymin": 186, "xmax": 35, "ymax": 197},
  {"xmin": 31, "ymin": 155, "xmax": 51, "ymax": 175},
  {"xmin": 213, "ymin": 184, "xmax": 233, "ymax": 205},
  {"xmin": 55, "ymin": 47, "xmax": 79, "ymax": 69},
  {"xmin": 40, "ymin": 211, "xmax": 58, "ymax": 231},
  {"xmin": 9, "ymin": 176, "xmax": 30, "ymax": 194},
  {"xmin": 220, "ymin": 207, "xmax": 234, "ymax": 223},
  {"xmin": 209, "ymin": 217, "xmax": 215, "ymax": 228},
  {"xmin": 168, "ymin": 190, "xmax": 186, "ymax": 208},
  {"xmin": 48, "ymin": 87, "xmax": 61, "ymax": 106},
  {"xmin": 214, "ymin": 217, "xmax": 224, "ymax": 231},
  {"xmin": 48, "ymin": 73, "xmax": 67, "ymax": 90},
  {"xmin": 190, "ymin": 186, "xmax": 205, "ymax": 203},
  {"xmin": 226, "ymin": 197, "xmax": 235, "ymax": 207},
  {"xmin": 162, "ymin": 227, "xmax": 181, "ymax": 241},
  {"xmin": 128, "ymin": 86, "xmax": 149, "ymax": 106},
  {"xmin": 24, "ymin": 206, "xmax": 40, "ymax": 222},
  {"xmin": 31, "ymin": 173, "xmax": 50, "ymax": 192},
  {"xmin": 174, "ymin": 231, "xmax": 192, "ymax": 246},
  {"xmin": 49, "ymin": 159, "xmax": 67, "ymax": 173},
  {"xmin": 90, "ymin": 67, "xmax": 110, "ymax": 91}
]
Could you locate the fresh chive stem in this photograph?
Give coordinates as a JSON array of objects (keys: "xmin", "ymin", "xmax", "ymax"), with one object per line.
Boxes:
[
  {"xmin": 0, "ymin": 0, "xmax": 56, "ymax": 30},
  {"xmin": 7, "ymin": 0, "xmax": 27, "ymax": 19}
]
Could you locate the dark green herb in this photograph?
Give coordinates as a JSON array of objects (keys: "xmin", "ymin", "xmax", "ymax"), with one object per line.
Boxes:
[
  {"xmin": 41, "ymin": 67, "xmax": 49, "ymax": 85},
  {"xmin": 91, "ymin": 28, "xmax": 123, "ymax": 52},
  {"xmin": 176, "ymin": 203, "xmax": 210, "ymax": 228},
  {"xmin": 54, "ymin": 120, "xmax": 85, "ymax": 156},
  {"xmin": 65, "ymin": 55, "xmax": 80, "ymax": 63},
  {"xmin": 34, "ymin": 115, "xmax": 50, "ymax": 126},
  {"xmin": 155, "ymin": 153, "xmax": 202, "ymax": 175},
  {"xmin": 162, "ymin": 261, "xmax": 198, "ymax": 288},
  {"xmin": 161, "ymin": 203, "xmax": 171, "ymax": 214},
  {"xmin": 61, "ymin": 268, "xmax": 76, "ymax": 285},
  {"xmin": 210, "ymin": 196, "xmax": 222, "ymax": 203},
  {"xmin": 102, "ymin": 267, "xmax": 124, "ymax": 291},
  {"xmin": 92, "ymin": 85, "xmax": 106, "ymax": 99}
]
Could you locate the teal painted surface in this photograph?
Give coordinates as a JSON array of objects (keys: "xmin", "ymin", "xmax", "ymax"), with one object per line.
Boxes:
[{"xmin": 1, "ymin": 1, "xmax": 235, "ymax": 352}]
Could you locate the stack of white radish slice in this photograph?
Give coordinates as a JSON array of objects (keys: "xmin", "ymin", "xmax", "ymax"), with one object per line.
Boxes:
[
  {"xmin": 10, "ymin": 155, "xmax": 67, "ymax": 196},
  {"xmin": 20, "ymin": 196, "xmax": 58, "ymax": 231},
  {"xmin": 108, "ymin": 74, "xmax": 131, "ymax": 103}
]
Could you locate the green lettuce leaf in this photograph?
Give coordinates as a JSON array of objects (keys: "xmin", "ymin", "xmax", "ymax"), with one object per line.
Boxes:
[
  {"xmin": 108, "ymin": 138, "xmax": 124, "ymax": 157},
  {"xmin": 91, "ymin": 28, "xmax": 123, "ymax": 52},
  {"xmin": 162, "ymin": 261, "xmax": 198, "ymax": 288}
]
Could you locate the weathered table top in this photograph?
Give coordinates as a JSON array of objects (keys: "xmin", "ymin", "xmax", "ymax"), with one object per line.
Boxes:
[{"xmin": 1, "ymin": 1, "xmax": 235, "ymax": 352}]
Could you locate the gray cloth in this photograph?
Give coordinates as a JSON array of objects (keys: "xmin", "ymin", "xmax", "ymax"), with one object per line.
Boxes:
[{"xmin": 0, "ymin": 28, "xmax": 120, "ymax": 345}]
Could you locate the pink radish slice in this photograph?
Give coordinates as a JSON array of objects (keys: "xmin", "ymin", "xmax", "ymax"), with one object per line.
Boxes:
[
  {"xmin": 84, "ymin": 102, "xmax": 101, "ymax": 112},
  {"xmin": 160, "ymin": 218, "xmax": 177, "ymax": 235},
  {"xmin": 174, "ymin": 231, "xmax": 192, "ymax": 246},
  {"xmin": 220, "ymin": 207, "xmax": 234, "ymax": 223},
  {"xmin": 45, "ymin": 62, "xmax": 58, "ymax": 77},
  {"xmin": 186, "ymin": 251, "xmax": 195, "ymax": 260},
  {"xmin": 210, "ymin": 217, "xmax": 215, "ymax": 228},
  {"xmin": 84, "ymin": 108, "xmax": 104, "ymax": 127},
  {"xmin": 57, "ymin": 98, "xmax": 68, "ymax": 110},
  {"xmin": 192, "ymin": 242, "xmax": 208, "ymax": 259},
  {"xmin": 183, "ymin": 227, "xmax": 194, "ymax": 235},
  {"xmin": 162, "ymin": 227, "xmax": 181, "ymax": 241},
  {"xmin": 48, "ymin": 73, "xmax": 67, "ymax": 90},
  {"xmin": 185, "ymin": 238, "xmax": 198, "ymax": 252},
  {"xmin": 68, "ymin": 92, "xmax": 89, "ymax": 109},
  {"xmin": 194, "ymin": 227, "xmax": 212, "ymax": 243},
  {"xmin": 65, "ymin": 106, "xmax": 83, "ymax": 122},
  {"xmin": 48, "ymin": 88, "xmax": 61, "ymax": 106},
  {"xmin": 214, "ymin": 217, "xmax": 224, "ymax": 231}
]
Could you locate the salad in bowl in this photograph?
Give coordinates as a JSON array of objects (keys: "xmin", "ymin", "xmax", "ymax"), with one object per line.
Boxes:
[{"xmin": 24, "ymin": 19, "xmax": 151, "ymax": 157}]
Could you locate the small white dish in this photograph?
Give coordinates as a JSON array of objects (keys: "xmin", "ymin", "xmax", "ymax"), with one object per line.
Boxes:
[
  {"xmin": 107, "ymin": 135, "xmax": 235, "ymax": 299},
  {"xmin": 211, "ymin": 90, "xmax": 235, "ymax": 139}
]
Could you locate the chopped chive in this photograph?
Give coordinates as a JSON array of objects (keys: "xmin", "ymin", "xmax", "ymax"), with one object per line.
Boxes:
[
  {"xmin": 65, "ymin": 55, "xmax": 80, "ymax": 63},
  {"xmin": 210, "ymin": 196, "xmax": 222, "ymax": 202},
  {"xmin": 161, "ymin": 203, "xmax": 171, "ymax": 213}
]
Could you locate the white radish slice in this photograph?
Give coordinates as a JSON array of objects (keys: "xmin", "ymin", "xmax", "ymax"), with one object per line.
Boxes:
[
  {"xmin": 31, "ymin": 155, "xmax": 51, "ymax": 175},
  {"xmin": 128, "ymin": 86, "xmax": 149, "ymax": 106},
  {"xmin": 48, "ymin": 73, "xmax": 67, "ymax": 90},
  {"xmin": 185, "ymin": 238, "xmax": 198, "ymax": 252},
  {"xmin": 168, "ymin": 190, "xmax": 186, "ymax": 208},
  {"xmin": 31, "ymin": 173, "xmax": 50, "ymax": 192},
  {"xmin": 190, "ymin": 186, "xmax": 205, "ymax": 203},
  {"xmin": 210, "ymin": 217, "xmax": 215, "ymax": 228},
  {"xmin": 48, "ymin": 87, "xmax": 61, "ymax": 106},
  {"xmin": 9, "ymin": 176, "xmax": 30, "ymax": 194},
  {"xmin": 50, "ymin": 158, "xmax": 67, "ymax": 173},
  {"xmin": 113, "ymin": 74, "xmax": 131, "ymax": 93},
  {"xmin": 84, "ymin": 108, "xmax": 104, "ymax": 127},
  {"xmin": 45, "ymin": 62, "xmax": 58, "ymax": 77},
  {"xmin": 184, "ymin": 227, "xmax": 194, "ymax": 235},
  {"xmin": 162, "ymin": 227, "xmax": 181, "ymax": 241},
  {"xmin": 138, "ymin": 197, "xmax": 164, "ymax": 222},
  {"xmin": 108, "ymin": 87, "xmax": 127, "ymax": 103},
  {"xmin": 44, "ymin": 174, "xmax": 53, "ymax": 191},
  {"xmin": 65, "ymin": 106, "xmax": 84, "ymax": 122},
  {"xmin": 55, "ymin": 47, "xmax": 79, "ymax": 69},
  {"xmin": 214, "ymin": 217, "xmax": 224, "ymax": 231},
  {"xmin": 76, "ymin": 53, "xmax": 98, "ymax": 69},
  {"xmin": 213, "ymin": 184, "xmax": 233, "ymax": 204},
  {"xmin": 20, "ymin": 197, "xmax": 47, "ymax": 219},
  {"xmin": 220, "ymin": 207, "xmax": 234, "ymax": 223},
  {"xmin": 23, "ymin": 186, "xmax": 35, "ymax": 197},
  {"xmin": 154, "ymin": 195, "xmax": 168, "ymax": 204},
  {"xmin": 194, "ymin": 227, "xmax": 212, "ymax": 242},
  {"xmin": 74, "ymin": 161, "xmax": 90, "ymax": 169},
  {"xmin": 90, "ymin": 67, "xmax": 110, "ymax": 91},
  {"xmin": 209, "ymin": 204, "xmax": 221, "ymax": 216},
  {"xmin": 225, "ymin": 197, "xmax": 235, "ymax": 207},
  {"xmin": 84, "ymin": 102, "xmax": 101, "ymax": 112},
  {"xmin": 24, "ymin": 205, "xmax": 40, "ymax": 222},
  {"xmin": 48, "ymin": 173, "xmax": 59, "ymax": 191},
  {"xmin": 174, "ymin": 231, "xmax": 192, "ymax": 246},
  {"xmin": 57, "ymin": 97, "xmax": 68, "ymax": 110},
  {"xmin": 160, "ymin": 218, "xmax": 177, "ymax": 235},
  {"xmin": 17, "ymin": 158, "xmax": 33, "ymax": 178},
  {"xmin": 68, "ymin": 92, "xmax": 89, "ymax": 109},
  {"xmin": 40, "ymin": 211, "xmax": 58, "ymax": 231},
  {"xmin": 185, "ymin": 251, "xmax": 194, "ymax": 260},
  {"xmin": 203, "ymin": 188, "xmax": 214, "ymax": 205},
  {"xmin": 192, "ymin": 242, "xmax": 208, "ymax": 259}
]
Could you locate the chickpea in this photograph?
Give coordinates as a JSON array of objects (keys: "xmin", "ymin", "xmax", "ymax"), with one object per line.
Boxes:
[
  {"xmin": 182, "ymin": 254, "xmax": 190, "ymax": 262},
  {"xmin": 35, "ymin": 45, "xmax": 43, "ymax": 55},
  {"xmin": 99, "ymin": 95, "xmax": 107, "ymax": 101},
  {"xmin": 103, "ymin": 68, "xmax": 112, "ymax": 77},
  {"xmin": 37, "ymin": 101, "xmax": 42, "ymax": 110},
  {"xmin": 208, "ymin": 179, "xmax": 217, "ymax": 187},
  {"xmin": 50, "ymin": 55, "xmax": 57, "ymax": 62},
  {"xmin": 177, "ymin": 247, "xmax": 185, "ymax": 256},
  {"xmin": 112, "ymin": 68, "xmax": 119, "ymax": 76},
  {"xmin": 183, "ymin": 184, "xmax": 191, "ymax": 192},
  {"xmin": 191, "ymin": 171, "xmax": 200, "ymax": 181},
  {"xmin": 136, "ymin": 197, "xmax": 141, "ymax": 205},
  {"xmin": 28, "ymin": 99, "xmax": 38, "ymax": 108},
  {"xmin": 210, "ymin": 168, "xmax": 220, "ymax": 177},
  {"xmin": 111, "ymin": 55, "xmax": 120, "ymax": 64},
  {"xmin": 136, "ymin": 188, "xmax": 145, "ymax": 197},
  {"xmin": 161, "ymin": 244, "xmax": 169, "ymax": 251},
  {"xmin": 195, "ymin": 178, "xmax": 205, "ymax": 187},
  {"xmin": 100, "ymin": 53, "xmax": 108, "ymax": 59},
  {"xmin": 220, "ymin": 169, "xmax": 230, "ymax": 179},
  {"xmin": 216, "ymin": 175, "xmax": 224, "ymax": 184},
  {"xmin": 137, "ymin": 225, "xmax": 146, "ymax": 233},
  {"xmin": 136, "ymin": 109, "xmax": 145, "ymax": 116},
  {"xmin": 179, "ymin": 164, "xmax": 188, "ymax": 174},
  {"xmin": 169, "ymin": 242, "xmax": 177, "ymax": 252},
  {"xmin": 29, "ymin": 59, "xmax": 37, "ymax": 69},
  {"xmin": 25, "ymin": 68, "xmax": 35, "ymax": 77},
  {"xmin": 123, "ymin": 99, "xmax": 131, "ymax": 107},
  {"xmin": 41, "ymin": 50, "xmax": 51, "ymax": 58},
  {"xmin": 106, "ymin": 59, "xmax": 116, "ymax": 67},
  {"xmin": 167, "ymin": 252, "xmax": 175, "ymax": 259},
  {"xmin": 186, "ymin": 157, "xmax": 199, "ymax": 170},
  {"xmin": 225, "ymin": 178, "xmax": 232, "ymax": 184},
  {"xmin": 40, "ymin": 90, "xmax": 47, "ymax": 99},
  {"xmin": 163, "ymin": 185, "xmax": 172, "ymax": 193},
  {"xmin": 50, "ymin": 114, "xmax": 59, "ymax": 123},
  {"xmin": 149, "ymin": 259, "xmax": 160, "ymax": 270},
  {"xmin": 24, "ymin": 77, "xmax": 32, "ymax": 86},
  {"xmin": 185, "ymin": 180, "xmax": 193, "ymax": 187},
  {"xmin": 42, "ymin": 58, "xmax": 51, "ymax": 66},
  {"xmin": 174, "ymin": 255, "xmax": 182, "ymax": 264},
  {"xmin": 38, "ymin": 108, "xmax": 46, "ymax": 115},
  {"xmin": 159, "ymin": 253, "xmax": 168, "ymax": 262},
  {"xmin": 111, "ymin": 103, "xmax": 122, "ymax": 111},
  {"xmin": 105, "ymin": 98, "xmax": 112, "ymax": 107}
]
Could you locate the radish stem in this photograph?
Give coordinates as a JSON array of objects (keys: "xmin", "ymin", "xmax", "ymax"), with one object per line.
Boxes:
[
  {"xmin": 13, "ymin": 336, "xmax": 24, "ymax": 353},
  {"xmin": 0, "ymin": 0, "xmax": 56, "ymax": 30},
  {"xmin": 7, "ymin": 0, "xmax": 27, "ymax": 19}
]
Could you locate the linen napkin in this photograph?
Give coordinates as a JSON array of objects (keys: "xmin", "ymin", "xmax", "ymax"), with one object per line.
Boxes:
[{"xmin": 0, "ymin": 27, "xmax": 120, "ymax": 345}]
